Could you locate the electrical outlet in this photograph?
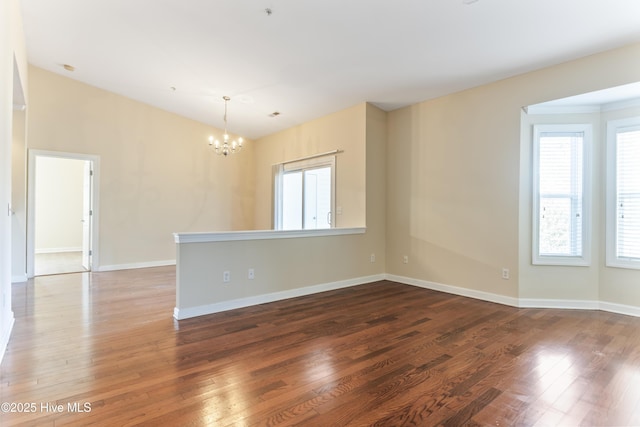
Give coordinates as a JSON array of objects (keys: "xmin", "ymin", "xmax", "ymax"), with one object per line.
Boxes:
[
  {"xmin": 502, "ymin": 268, "xmax": 510, "ymax": 280},
  {"xmin": 403, "ymin": 255, "xmax": 409, "ymax": 264},
  {"xmin": 370, "ymin": 253, "xmax": 376, "ymax": 263},
  {"xmin": 248, "ymin": 268, "xmax": 255, "ymax": 280},
  {"xmin": 223, "ymin": 271, "xmax": 231, "ymax": 283}
]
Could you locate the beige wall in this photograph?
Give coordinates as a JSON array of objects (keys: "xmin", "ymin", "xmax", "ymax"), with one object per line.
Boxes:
[
  {"xmin": 11, "ymin": 109, "xmax": 27, "ymax": 280},
  {"xmin": 253, "ymin": 103, "xmax": 367, "ymax": 230},
  {"xmin": 1, "ymin": 0, "xmax": 14, "ymax": 358},
  {"xmin": 387, "ymin": 43, "xmax": 640, "ymax": 304},
  {"xmin": 27, "ymin": 66, "xmax": 256, "ymax": 269},
  {"xmin": 176, "ymin": 104, "xmax": 386, "ymax": 315},
  {"xmin": 2, "ymin": 0, "xmax": 28, "ymax": 360},
  {"xmin": 34, "ymin": 157, "xmax": 85, "ymax": 252},
  {"xmin": 387, "ymin": 87, "xmax": 521, "ymax": 298},
  {"xmin": 9, "ymin": 0, "xmax": 28, "ymax": 280},
  {"xmin": 365, "ymin": 104, "xmax": 387, "ymax": 266}
]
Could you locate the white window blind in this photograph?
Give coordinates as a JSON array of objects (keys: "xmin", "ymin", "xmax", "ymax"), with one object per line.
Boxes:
[
  {"xmin": 533, "ymin": 124, "xmax": 591, "ymax": 266},
  {"xmin": 614, "ymin": 126, "xmax": 640, "ymax": 261}
]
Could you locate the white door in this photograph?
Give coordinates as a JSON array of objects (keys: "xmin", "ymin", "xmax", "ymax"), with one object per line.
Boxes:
[
  {"xmin": 280, "ymin": 166, "xmax": 333, "ymax": 230},
  {"xmin": 304, "ymin": 167, "xmax": 331, "ymax": 229},
  {"xmin": 81, "ymin": 161, "xmax": 93, "ymax": 270}
]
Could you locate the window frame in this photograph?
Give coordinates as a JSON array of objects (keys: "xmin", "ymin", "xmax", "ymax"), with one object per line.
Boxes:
[
  {"xmin": 273, "ymin": 155, "xmax": 336, "ymax": 230},
  {"xmin": 606, "ymin": 116, "xmax": 640, "ymax": 270},
  {"xmin": 532, "ymin": 123, "xmax": 592, "ymax": 266}
]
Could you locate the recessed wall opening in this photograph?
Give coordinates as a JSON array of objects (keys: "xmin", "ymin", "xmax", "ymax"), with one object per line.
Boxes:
[
  {"xmin": 519, "ymin": 81, "xmax": 640, "ymax": 303},
  {"xmin": 27, "ymin": 151, "xmax": 100, "ymax": 277}
]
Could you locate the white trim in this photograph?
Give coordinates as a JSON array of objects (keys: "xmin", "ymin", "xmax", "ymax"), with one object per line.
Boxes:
[
  {"xmin": 599, "ymin": 301, "xmax": 640, "ymax": 318},
  {"xmin": 519, "ymin": 299, "xmax": 640, "ymax": 317},
  {"xmin": 282, "ymin": 154, "xmax": 335, "ymax": 171},
  {"xmin": 96, "ymin": 259, "xmax": 176, "ymax": 272},
  {"xmin": 275, "ymin": 154, "xmax": 336, "ymax": 230},
  {"xmin": 277, "ymin": 149, "xmax": 342, "ymax": 166},
  {"xmin": 527, "ymin": 105, "xmax": 602, "ymax": 115},
  {"xmin": 35, "ymin": 247, "xmax": 82, "ymax": 254},
  {"xmin": 526, "ymin": 99, "xmax": 640, "ymax": 115},
  {"xmin": 174, "ymin": 227, "xmax": 365, "ymax": 244},
  {"xmin": 531, "ymin": 124, "xmax": 592, "ymax": 267},
  {"xmin": 11, "ymin": 274, "xmax": 27, "ymax": 283},
  {"xmin": 602, "ymin": 98, "xmax": 640, "ymax": 113},
  {"xmin": 606, "ymin": 116, "xmax": 640, "ymax": 270},
  {"xmin": 174, "ymin": 274, "xmax": 385, "ymax": 320},
  {"xmin": 385, "ymin": 274, "xmax": 520, "ymax": 307},
  {"xmin": 388, "ymin": 274, "xmax": 640, "ymax": 318},
  {"xmin": 176, "ymin": 271, "xmax": 640, "ymax": 321},
  {"xmin": 172, "ymin": 269, "xmax": 640, "ymax": 321},
  {"xmin": 518, "ymin": 298, "xmax": 599, "ymax": 310},
  {"xmin": 272, "ymin": 164, "xmax": 283, "ymax": 229},
  {"xmin": 0, "ymin": 314, "xmax": 15, "ymax": 365}
]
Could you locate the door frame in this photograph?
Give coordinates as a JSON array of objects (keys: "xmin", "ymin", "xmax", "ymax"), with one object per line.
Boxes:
[
  {"xmin": 81, "ymin": 160, "xmax": 93, "ymax": 270},
  {"xmin": 26, "ymin": 150, "xmax": 100, "ymax": 278}
]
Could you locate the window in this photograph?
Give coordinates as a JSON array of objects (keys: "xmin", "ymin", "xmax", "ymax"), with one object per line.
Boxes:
[
  {"xmin": 274, "ymin": 155, "xmax": 335, "ymax": 230},
  {"xmin": 532, "ymin": 124, "xmax": 591, "ymax": 265},
  {"xmin": 607, "ymin": 117, "xmax": 640, "ymax": 269}
]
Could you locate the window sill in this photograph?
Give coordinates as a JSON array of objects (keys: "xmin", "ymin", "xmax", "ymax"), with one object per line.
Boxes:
[
  {"xmin": 606, "ymin": 260, "xmax": 640, "ymax": 271},
  {"xmin": 532, "ymin": 256, "xmax": 590, "ymax": 267},
  {"xmin": 174, "ymin": 227, "xmax": 366, "ymax": 244}
]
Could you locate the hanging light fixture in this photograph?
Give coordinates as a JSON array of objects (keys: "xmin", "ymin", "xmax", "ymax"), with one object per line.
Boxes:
[{"xmin": 208, "ymin": 96, "xmax": 243, "ymax": 156}]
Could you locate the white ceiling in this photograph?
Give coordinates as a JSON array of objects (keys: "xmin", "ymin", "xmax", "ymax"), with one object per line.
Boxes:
[
  {"xmin": 528, "ymin": 81, "xmax": 640, "ymax": 113},
  {"xmin": 20, "ymin": 0, "xmax": 640, "ymax": 140}
]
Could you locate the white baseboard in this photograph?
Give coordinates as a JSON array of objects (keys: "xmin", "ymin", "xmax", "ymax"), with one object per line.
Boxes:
[
  {"xmin": 519, "ymin": 299, "xmax": 640, "ymax": 317},
  {"xmin": 11, "ymin": 274, "xmax": 28, "ymax": 283},
  {"xmin": 387, "ymin": 274, "xmax": 640, "ymax": 318},
  {"xmin": 518, "ymin": 298, "xmax": 600, "ymax": 310},
  {"xmin": 386, "ymin": 274, "xmax": 520, "ymax": 308},
  {"xmin": 0, "ymin": 313, "xmax": 15, "ymax": 365},
  {"xmin": 175, "ymin": 272, "xmax": 640, "ymax": 320},
  {"xmin": 599, "ymin": 301, "xmax": 640, "ymax": 318},
  {"xmin": 96, "ymin": 259, "xmax": 176, "ymax": 272},
  {"xmin": 35, "ymin": 247, "xmax": 82, "ymax": 254},
  {"xmin": 174, "ymin": 274, "xmax": 386, "ymax": 320}
]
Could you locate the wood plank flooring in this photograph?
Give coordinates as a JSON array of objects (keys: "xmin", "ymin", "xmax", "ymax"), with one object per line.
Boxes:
[
  {"xmin": 34, "ymin": 251, "xmax": 87, "ymax": 276},
  {"xmin": 3, "ymin": 266, "xmax": 640, "ymax": 426}
]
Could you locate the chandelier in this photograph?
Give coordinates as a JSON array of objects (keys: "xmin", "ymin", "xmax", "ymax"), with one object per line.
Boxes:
[{"xmin": 208, "ymin": 96, "xmax": 243, "ymax": 156}]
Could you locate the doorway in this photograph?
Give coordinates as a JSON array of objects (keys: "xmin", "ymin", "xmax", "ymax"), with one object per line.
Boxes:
[{"xmin": 27, "ymin": 150, "xmax": 100, "ymax": 277}]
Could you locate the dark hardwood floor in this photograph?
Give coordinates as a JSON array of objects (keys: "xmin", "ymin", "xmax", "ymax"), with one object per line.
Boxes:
[{"xmin": 2, "ymin": 267, "xmax": 640, "ymax": 426}]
